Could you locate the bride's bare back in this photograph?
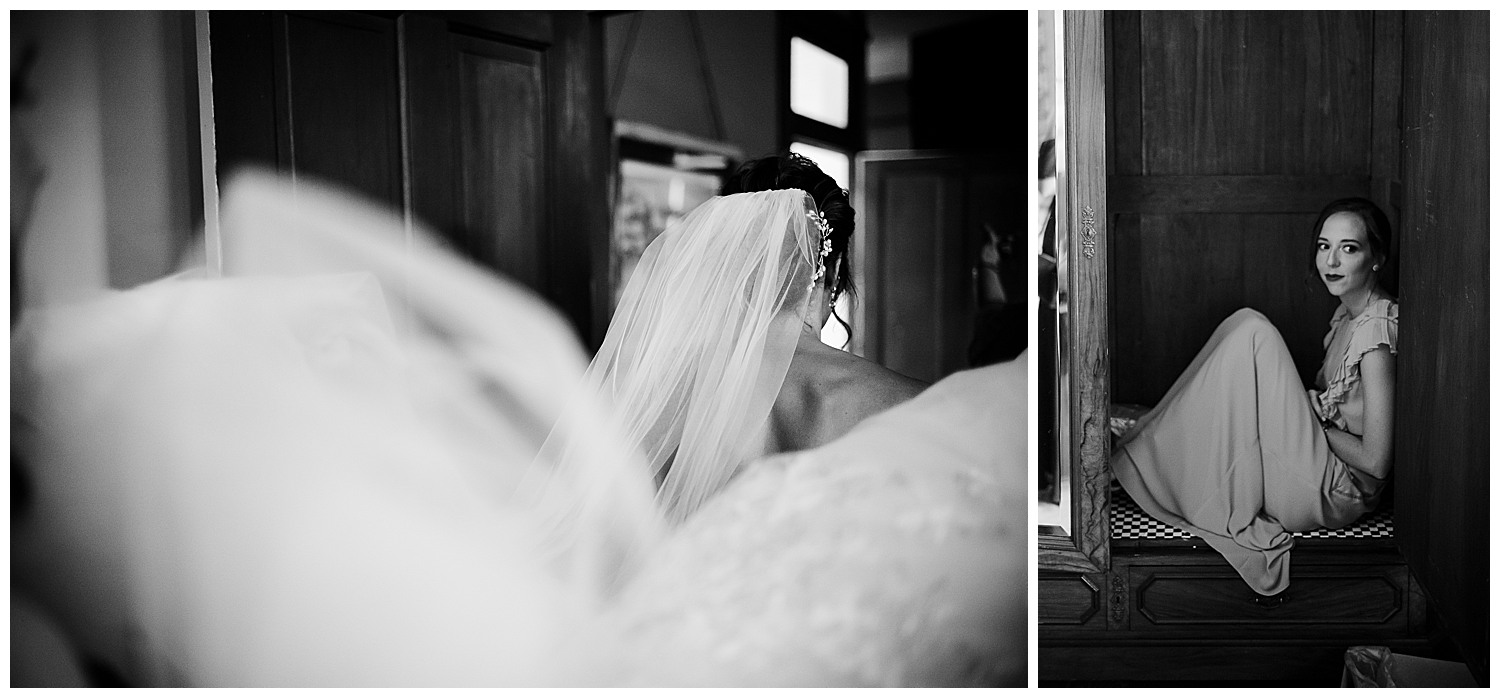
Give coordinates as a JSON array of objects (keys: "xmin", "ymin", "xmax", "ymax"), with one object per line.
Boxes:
[{"xmin": 767, "ymin": 333, "xmax": 929, "ymax": 454}]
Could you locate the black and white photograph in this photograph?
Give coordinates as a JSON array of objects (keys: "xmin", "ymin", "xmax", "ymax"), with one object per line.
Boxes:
[
  {"xmin": 1037, "ymin": 9, "xmax": 1489, "ymax": 688},
  {"xmin": 9, "ymin": 10, "xmax": 1028, "ymax": 687}
]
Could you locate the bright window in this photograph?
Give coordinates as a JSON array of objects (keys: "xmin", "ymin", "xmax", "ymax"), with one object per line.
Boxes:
[
  {"xmin": 789, "ymin": 141, "xmax": 850, "ymax": 191},
  {"xmin": 790, "ymin": 37, "xmax": 849, "ymax": 129}
]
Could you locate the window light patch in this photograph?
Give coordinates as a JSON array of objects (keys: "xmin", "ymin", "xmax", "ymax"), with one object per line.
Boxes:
[{"xmin": 791, "ymin": 37, "xmax": 849, "ymax": 129}]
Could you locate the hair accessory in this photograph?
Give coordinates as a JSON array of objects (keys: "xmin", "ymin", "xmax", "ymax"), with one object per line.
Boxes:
[{"xmin": 806, "ymin": 208, "xmax": 834, "ymax": 292}]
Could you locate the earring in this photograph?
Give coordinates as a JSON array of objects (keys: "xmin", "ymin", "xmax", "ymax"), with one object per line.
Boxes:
[{"xmin": 1373, "ymin": 264, "xmax": 1381, "ymax": 271}]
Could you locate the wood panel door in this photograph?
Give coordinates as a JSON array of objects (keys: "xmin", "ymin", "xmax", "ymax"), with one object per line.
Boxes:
[
  {"xmin": 209, "ymin": 10, "xmax": 609, "ymax": 345},
  {"xmin": 1106, "ymin": 11, "xmax": 1403, "ymax": 405},
  {"xmin": 854, "ymin": 151, "xmax": 1017, "ymax": 384},
  {"xmin": 1394, "ymin": 10, "xmax": 1489, "ymax": 685}
]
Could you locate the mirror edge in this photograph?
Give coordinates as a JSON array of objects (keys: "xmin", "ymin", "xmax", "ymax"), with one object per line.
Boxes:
[{"xmin": 1038, "ymin": 8, "xmax": 1110, "ymax": 575}]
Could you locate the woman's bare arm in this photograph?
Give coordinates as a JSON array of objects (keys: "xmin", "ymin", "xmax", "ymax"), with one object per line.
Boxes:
[{"xmin": 1325, "ymin": 347, "xmax": 1395, "ymax": 480}]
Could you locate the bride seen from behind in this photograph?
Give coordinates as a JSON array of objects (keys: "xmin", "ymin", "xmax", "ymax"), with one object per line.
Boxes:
[
  {"xmin": 718, "ymin": 154, "xmax": 928, "ymax": 456},
  {"xmin": 546, "ymin": 153, "xmax": 929, "ymax": 533},
  {"xmin": 13, "ymin": 152, "xmax": 1024, "ymax": 685}
]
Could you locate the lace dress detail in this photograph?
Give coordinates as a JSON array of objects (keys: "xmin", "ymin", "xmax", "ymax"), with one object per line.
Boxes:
[
  {"xmin": 1312, "ymin": 299, "xmax": 1398, "ymax": 433},
  {"xmin": 582, "ymin": 359, "xmax": 1028, "ymax": 687}
]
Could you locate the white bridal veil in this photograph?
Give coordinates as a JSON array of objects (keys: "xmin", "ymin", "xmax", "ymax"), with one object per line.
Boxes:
[{"xmin": 534, "ymin": 189, "xmax": 826, "ymax": 526}]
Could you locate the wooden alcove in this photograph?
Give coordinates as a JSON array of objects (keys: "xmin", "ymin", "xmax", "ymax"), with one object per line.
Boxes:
[{"xmin": 1039, "ymin": 10, "xmax": 1489, "ymax": 686}]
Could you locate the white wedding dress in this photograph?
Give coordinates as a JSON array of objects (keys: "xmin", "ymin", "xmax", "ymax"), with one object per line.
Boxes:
[{"xmin": 11, "ymin": 172, "xmax": 1026, "ymax": 687}]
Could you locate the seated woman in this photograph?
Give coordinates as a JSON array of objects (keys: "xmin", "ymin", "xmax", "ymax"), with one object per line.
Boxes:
[{"xmin": 1111, "ymin": 198, "xmax": 1397, "ymax": 596}]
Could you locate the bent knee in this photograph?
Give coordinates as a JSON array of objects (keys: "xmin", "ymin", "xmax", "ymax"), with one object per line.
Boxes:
[
  {"xmin": 1222, "ymin": 307, "xmax": 1273, "ymax": 336},
  {"xmin": 1216, "ymin": 307, "xmax": 1293, "ymax": 356}
]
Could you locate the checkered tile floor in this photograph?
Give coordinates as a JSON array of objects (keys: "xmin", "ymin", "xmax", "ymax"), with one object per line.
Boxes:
[{"xmin": 1111, "ymin": 482, "xmax": 1395, "ymax": 540}]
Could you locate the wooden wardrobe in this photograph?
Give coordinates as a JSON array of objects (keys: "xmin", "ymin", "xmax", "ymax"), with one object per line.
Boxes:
[{"xmin": 1040, "ymin": 10, "xmax": 1488, "ymax": 686}]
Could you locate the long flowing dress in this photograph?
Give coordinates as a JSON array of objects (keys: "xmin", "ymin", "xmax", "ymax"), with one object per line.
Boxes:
[
  {"xmin": 10, "ymin": 171, "xmax": 1026, "ymax": 687},
  {"xmin": 1111, "ymin": 305, "xmax": 1396, "ymax": 595}
]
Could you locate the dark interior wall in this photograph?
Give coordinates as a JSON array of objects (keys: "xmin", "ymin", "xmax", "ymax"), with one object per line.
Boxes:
[
  {"xmin": 1393, "ymin": 10, "xmax": 1489, "ymax": 684},
  {"xmin": 604, "ymin": 11, "xmax": 777, "ymax": 158},
  {"xmin": 1107, "ymin": 11, "xmax": 1400, "ymax": 405},
  {"xmin": 866, "ymin": 79, "xmax": 910, "ymax": 150},
  {"xmin": 908, "ymin": 13, "xmax": 1027, "ymax": 154}
]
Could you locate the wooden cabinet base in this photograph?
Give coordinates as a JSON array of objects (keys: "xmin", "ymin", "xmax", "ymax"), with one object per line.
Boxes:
[{"xmin": 1040, "ymin": 542, "xmax": 1431, "ymax": 684}]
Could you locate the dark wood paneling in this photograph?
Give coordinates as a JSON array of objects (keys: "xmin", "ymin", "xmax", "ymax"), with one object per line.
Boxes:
[
  {"xmin": 1039, "ymin": 574, "xmax": 1104, "ymax": 626},
  {"xmin": 282, "ymin": 12, "xmax": 403, "ymax": 209},
  {"xmin": 1107, "ymin": 11, "xmax": 1393, "ymax": 405},
  {"xmin": 214, "ymin": 10, "xmax": 610, "ymax": 346},
  {"xmin": 1043, "ymin": 644, "xmax": 1392, "ymax": 685},
  {"xmin": 1106, "ymin": 11, "xmax": 1141, "ymax": 177},
  {"xmin": 1042, "ymin": 547, "xmax": 1431, "ymax": 683},
  {"xmin": 209, "ymin": 12, "xmax": 279, "ymax": 178},
  {"xmin": 399, "ymin": 13, "xmax": 462, "ymax": 236},
  {"xmin": 454, "ymin": 37, "xmax": 545, "ymax": 287},
  {"xmin": 543, "ymin": 12, "xmax": 612, "ymax": 350},
  {"xmin": 1133, "ymin": 567, "xmax": 1404, "ymax": 626},
  {"xmin": 1395, "ymin": 10, "xmax": 1490, "ymax": 685},
  {"xmin": 1109, "ymin": 175, "xmax": 1369, "ymax": 214},
  {"xmin": 1369, "ymin": 10, "xmax": 1404, "ymax": 296},
  {"xmin": 1138, "ymin": 10, "xmax": 1373, "ymax": 176},
  {"xmin": 875, "ymin": 168, "xmax": 960, "ymax": 382}
]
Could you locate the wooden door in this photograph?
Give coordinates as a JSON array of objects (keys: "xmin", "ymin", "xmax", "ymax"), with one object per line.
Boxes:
[
  {"xmin": 209, "ymin": 10, "xmax": 609, "ymax": 345},
  {"xmin": 854, "ymin": 151, "xmax": 1018, "ymax": 383},
  {"xmin": 1394, "ymin": 10, "xmax": 1489, "ymax": 685},
  {"xmin": 1106, "ymin": 11, "xmax": 1403, "ymax": 405}
]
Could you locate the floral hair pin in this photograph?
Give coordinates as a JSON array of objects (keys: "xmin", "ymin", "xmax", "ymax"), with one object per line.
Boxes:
[{"xmin": 807, "ymin": 209, "xmax": 833, "ymax": 292}]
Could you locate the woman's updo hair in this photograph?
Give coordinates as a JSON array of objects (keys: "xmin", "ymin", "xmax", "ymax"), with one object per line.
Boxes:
[
  {"xmin": 720, "ymin": 153, "xmax": 855, "ymax": 302},
  {"xmin": 1306, "ymin": 197, "xmax": 1397, "ymax": 292}
]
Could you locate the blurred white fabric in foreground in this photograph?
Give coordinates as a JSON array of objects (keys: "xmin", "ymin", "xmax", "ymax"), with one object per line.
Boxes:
[
  {"xmin": 11, "ymin": 171, "xmax": 1025, "ymax": 686},
  {"xmin": 586, "ymin": 355, "xmax": 1029, "ymax": 686}
]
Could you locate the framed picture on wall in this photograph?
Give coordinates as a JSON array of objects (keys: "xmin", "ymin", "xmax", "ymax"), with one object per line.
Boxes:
[{"xmin": 610, "ymin": 121, "xmax": 741, "ymax": 312}]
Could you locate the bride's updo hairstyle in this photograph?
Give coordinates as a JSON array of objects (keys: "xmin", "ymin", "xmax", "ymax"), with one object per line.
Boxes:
[{"xmin": 720, "ymin": 153, "xmax": 855, "ymax": 305}]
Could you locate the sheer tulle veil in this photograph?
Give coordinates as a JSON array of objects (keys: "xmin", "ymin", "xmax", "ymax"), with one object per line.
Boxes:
[{"xmin": 531, "ymin": 189, "xmax": 825, "ymax": 545}]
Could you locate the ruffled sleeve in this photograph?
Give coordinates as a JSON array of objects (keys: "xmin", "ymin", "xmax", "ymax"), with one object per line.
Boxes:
[
  {"xmin": 1348, "ymin": 300, "xmax": 1399, "ymax": 359},
  {"xmin": 1319, "ymin": 300, "xmax": 1398, "ymax": 413}
]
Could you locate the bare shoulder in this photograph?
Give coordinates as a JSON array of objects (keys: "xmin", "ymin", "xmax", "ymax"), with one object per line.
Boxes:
[
  {"xmin": 813, "ymin": 346, "xmax": 929, "ymax": 416},
  {"xmin": 772, "ymin": 341, "xmax": 931, "ymax": 453},
  {"xmin": 838, "ymin": 351, "xmax": 927, "ymax": 406}
]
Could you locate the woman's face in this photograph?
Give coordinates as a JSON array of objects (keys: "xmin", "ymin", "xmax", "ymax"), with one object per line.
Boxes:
[{"xmin": 1315, "ymin": 211, "xmax": 1380, "ymax": 299}]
